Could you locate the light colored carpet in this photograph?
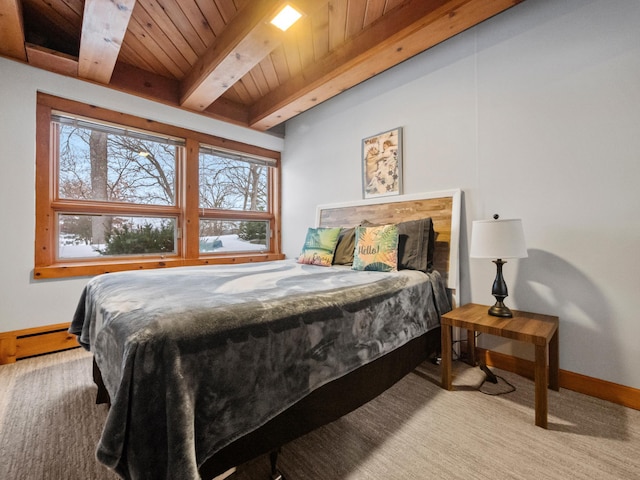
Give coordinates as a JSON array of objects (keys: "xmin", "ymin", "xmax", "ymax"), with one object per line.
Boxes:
[
  {"xmin": 0, "ymin": 349, "xmax": 119, "ymax": 480},
  {"xmin": 1, "ymin": 349, "xmax": 638, "ymax": 479}
]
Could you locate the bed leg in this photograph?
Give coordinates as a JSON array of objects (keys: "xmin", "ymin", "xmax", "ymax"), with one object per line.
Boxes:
[
  {"xmin": 93, "ymin": 359, "xmax": 111, "ymax": 405},
  {"xmin": 269, "ymin": 449, "xmax": 284, "ymax": 480}
]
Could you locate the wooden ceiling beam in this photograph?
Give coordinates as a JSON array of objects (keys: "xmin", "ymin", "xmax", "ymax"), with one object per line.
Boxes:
[
  {"xmin": 248, "ymin": 0, "xmax": 523, "ymax": 130},
  {"xmin": 180, "ymin": 0, "xmax": 329, "ymax": 112},
  {"xmin": 78, "ymin": 0, "xmax": 136, "ymax": 83},
  {"xmin": 0, "ymin": 0, "xmax": 27, "ymax": 61},
  {"xmin": 179, "ymin": 0, "xmax": 286, "ymax": 111},
  {"xmin": 108, "ymin": 62, "xmax": 251, "ymax": 127},
  {"xmin": 26, "ymin": 43, "xmax": 78, "ymax": 77}
]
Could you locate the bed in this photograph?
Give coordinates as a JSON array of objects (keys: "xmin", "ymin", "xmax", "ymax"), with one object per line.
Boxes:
[{"xmin": 70, "ymin": 189, "xmax": 461, "ymax": 480}]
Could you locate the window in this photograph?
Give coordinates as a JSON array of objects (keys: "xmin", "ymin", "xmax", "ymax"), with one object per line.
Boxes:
[
  {"xmin": 53, "ymin": 113, "xmax": 182, "ymax": 260},
  {"xmin": 35, "ymin": 93, "xmax": 282, "ymax": 279},
  {"xmin": 198, "ymin": 146, "xmax": 273, "ymax": 254}
]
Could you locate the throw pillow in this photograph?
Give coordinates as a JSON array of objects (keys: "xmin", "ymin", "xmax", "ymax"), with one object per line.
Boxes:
[
  {"xmin": 332, "ymin": 227, "xmax": 356, "ymax": 265},
  {"xmin": 297, "ymin": 227, "xmax": 342, "ymax": 266},
  {"xmin": 352, "ymin": 224, "xmax": 399, "ymax": 272}
]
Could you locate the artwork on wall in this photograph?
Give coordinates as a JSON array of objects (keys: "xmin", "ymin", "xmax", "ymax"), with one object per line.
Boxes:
[{"xmin": 361, "ymin": 127, "xmax": 403, "ymax": 199}]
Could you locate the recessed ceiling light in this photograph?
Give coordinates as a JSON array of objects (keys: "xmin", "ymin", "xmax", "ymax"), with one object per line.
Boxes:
[{"xmin": 270, "ymin": 4, "xmax": 302, "ymax": 32}]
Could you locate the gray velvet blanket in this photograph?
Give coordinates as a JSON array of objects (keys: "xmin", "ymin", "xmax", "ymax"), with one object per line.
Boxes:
[{"xmin": 70, "ymin": 260, "xmax": 450, "ymax": 479}]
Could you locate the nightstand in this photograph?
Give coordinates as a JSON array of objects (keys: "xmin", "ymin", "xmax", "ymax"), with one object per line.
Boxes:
[{"xmin": 441, "ymin": 303, "xmax": 559, "ymax": 428}]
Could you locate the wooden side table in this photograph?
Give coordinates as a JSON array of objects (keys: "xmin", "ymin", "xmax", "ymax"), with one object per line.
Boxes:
[{"xmin": 441, "ymin": 303, "xmax": 559, "ymax": 428}]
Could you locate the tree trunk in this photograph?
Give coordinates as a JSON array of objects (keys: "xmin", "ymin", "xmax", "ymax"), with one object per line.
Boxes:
[
  {"xmin": 90, "ymin": 131, "xmax": 108, "ymax": 244},
  {"xmin": 249, "ymin": 165, "xmax": 261, "ymax": 210}
]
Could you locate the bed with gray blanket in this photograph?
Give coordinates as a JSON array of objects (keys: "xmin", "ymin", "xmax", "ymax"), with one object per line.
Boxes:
[{"xmin": 71, "ymin": 190, "xmax": 461, "ymax": 480}]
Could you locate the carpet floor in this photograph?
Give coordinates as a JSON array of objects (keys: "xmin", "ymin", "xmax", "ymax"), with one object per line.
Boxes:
[{"xmin": 1, "ymin": 348, "xmax": 638, "ymax": 479}]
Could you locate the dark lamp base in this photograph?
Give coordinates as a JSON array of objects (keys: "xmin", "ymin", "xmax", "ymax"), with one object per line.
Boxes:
[
  {"xmin": 488, "ymin": 301, "xmax": 513, "ymax": 318},
  {"xmin": 489, "ymin": 259, "xmax": 513, "ymax": 318}
]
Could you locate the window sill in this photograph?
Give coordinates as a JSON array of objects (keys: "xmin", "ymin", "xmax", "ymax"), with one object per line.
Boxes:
[{"xmin": 33, "ymin": 253, "xmax": 286, "ymax": 280}]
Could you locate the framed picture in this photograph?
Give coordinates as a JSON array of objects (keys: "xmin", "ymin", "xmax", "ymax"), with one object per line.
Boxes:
[{"xmin": 361, "ymin": 127, "xmax": 403, "ymax": 199}]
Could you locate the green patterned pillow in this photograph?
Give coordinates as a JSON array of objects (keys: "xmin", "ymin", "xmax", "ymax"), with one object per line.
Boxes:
[
  {"xmin": 297, "ymin": 227, "xmax": 342, "ymax": 267},
  {"xmin": 352, "ymin": 224, "xmax": 399, "ymax": 272}
]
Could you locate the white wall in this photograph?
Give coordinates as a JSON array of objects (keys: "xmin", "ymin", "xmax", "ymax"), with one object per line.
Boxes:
[
  {"xmin": 0, "ymin": 58, "xmax": 283, "ymax": 333},
  {"xmin": 282, "ymin": 0, "xmax": 640, "ymax": 389}
]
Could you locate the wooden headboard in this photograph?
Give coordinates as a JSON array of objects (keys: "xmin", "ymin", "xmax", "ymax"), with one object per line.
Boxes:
[{"xmin": 317, "ymin": 189, "xmax": 461, "ymax": 306}]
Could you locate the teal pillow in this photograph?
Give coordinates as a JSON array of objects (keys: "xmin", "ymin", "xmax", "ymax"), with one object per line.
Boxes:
[
  {"xmin": 352, "ymin": 224, "xmax": 399, "ymax": 272},
  {"xmin": 297, "ymin": 227, "xmax": 342, "ymax": 266}
]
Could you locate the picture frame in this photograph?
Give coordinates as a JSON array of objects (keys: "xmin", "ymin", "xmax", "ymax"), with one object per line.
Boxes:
[{"xmin": 361, "ymin": 127, "xmax": 403, "ymax": 199}]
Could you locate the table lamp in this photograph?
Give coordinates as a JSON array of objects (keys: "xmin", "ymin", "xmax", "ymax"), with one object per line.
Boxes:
[{"xmin": 470, "ymin": 215, "xmax": 527, "ymax": 318}]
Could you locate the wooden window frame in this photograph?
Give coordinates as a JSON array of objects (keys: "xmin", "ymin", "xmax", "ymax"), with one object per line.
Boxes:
[{"xmin": 34, "ymin": 93, "xmax": 283, "ymax": 279}]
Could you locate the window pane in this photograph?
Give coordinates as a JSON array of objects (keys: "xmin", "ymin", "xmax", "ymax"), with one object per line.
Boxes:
[
  {"xmin": 199, "ymin": 219, "xmax": 269, "ymax": 253},
  {"xmin": 58, "ymin": 214, "xmax": 176, "ymax": 259},
  {"xmin": 199, "ymin": 149, "xmax": 268, "ymax": 211},
  {"xmin": 56, "ymin": 121, "xmax": 178, "ymax": 206}
]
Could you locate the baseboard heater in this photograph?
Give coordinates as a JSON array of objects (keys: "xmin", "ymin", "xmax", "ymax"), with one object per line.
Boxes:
[{"xmin": 0, "ymin": 322, "xmax": 79, "ymax": 365}]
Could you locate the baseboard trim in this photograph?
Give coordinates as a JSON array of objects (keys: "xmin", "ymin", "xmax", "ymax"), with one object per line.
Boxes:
[
  {"xmin": 0, "ymin": 323, "xmax": 79, "ymax": 365},
  {"xmin": 477, "ymin": 348, "xmax": 640, "ymax": 411}
]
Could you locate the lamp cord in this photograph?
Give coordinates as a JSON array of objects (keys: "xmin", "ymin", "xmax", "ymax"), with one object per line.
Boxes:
[{"xmin": 478, "ymin": 374, "xmax": 516, "ymax": 396}]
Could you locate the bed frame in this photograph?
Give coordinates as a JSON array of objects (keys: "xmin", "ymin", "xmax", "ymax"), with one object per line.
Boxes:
[
  {"xmin": 201, "ymin": 189, "xmax": 461, "ymax": 478},
  {"xmin": 93, "ymin": 189, "xmax": 461, "ymax": 480}
]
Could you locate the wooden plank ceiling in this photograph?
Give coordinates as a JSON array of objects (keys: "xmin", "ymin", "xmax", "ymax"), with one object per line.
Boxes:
[{"xmin": 1, "ymin": 0, "xmax": 523, "ymax": 132}]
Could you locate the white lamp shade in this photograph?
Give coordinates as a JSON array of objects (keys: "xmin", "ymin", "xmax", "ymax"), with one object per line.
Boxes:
[{"xmin": 470, "ymin": 218, "xmax": 528, "ymax": 259}]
